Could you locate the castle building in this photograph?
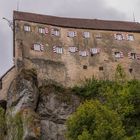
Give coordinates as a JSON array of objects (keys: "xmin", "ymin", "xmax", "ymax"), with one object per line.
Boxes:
[{"xmin": 0, "ymin": 11, "xmax": 140, "ymax": 99}]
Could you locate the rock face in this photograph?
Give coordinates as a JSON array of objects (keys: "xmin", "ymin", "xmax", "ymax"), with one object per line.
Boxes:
[
  {"xmin": 5, "ymin": 69, "xmax": 80, "ymax": 140},
  {"xmin": 37, "ymin": 87, "xmax": 80, "ymax": 140},
  {"xmin": 6, "ymin": 69, "xmax": 40, "ymax": 140}
]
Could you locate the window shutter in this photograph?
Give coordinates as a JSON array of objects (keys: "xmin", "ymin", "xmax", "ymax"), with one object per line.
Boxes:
[{"xmin": 45, "ymin": 28, "xmax": 49, "ymax": 34}]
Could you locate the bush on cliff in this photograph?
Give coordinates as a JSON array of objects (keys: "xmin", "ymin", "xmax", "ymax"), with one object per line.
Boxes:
[{"xmin": 66, "ymin": 100, "xmax": 125, "ymax": 140}]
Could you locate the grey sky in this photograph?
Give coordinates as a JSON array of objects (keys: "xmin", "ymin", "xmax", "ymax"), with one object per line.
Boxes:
[{"xmin": 0, "ymin": 0, "xmax": 139, "ymax": 76}]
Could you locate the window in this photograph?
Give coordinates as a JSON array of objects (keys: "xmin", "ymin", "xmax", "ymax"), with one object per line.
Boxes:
[
  {"xmin": 127, "ymin": 34, "xmax": 134, "ymax": 41},
  {"xmin": 0, "ymin": 80, "xmax": 2, "ymax": 89},
  {"xmin": 83, "ymin": 32, "xmax": 90, "ymax": 38},
  {"xmin": 79, "ymin": 51, "xmax": 89, "ymax": 57},
  {"xmin": 32, "ymin": 43, "xmax": 44, "ymax": 51},
  {"xmin": 128, "ymin": 52, "xmax": 140, "ymax": 60},
  {"xmin": 51, "ymin": 28, "xmax": 60, "ymax": 36},
  {"xmin": 99, "ymin": 66, "xmax": 104, "ymax": 71},
  {"xmin": 114, "ymin": 51, "xmax": 123, "ymax": 58},
  {"xmin": 129, "ymin": 68, "xmax": 133, "ymax": 73},
  {"xmin": 53, "ymin": 46, "xmax": 63, "ymax": 54},
  {"xmin": 128, "ymin": 52, "xmax": 136, "ymax": 59},
  {"xmin": 95, "ymin": 34, "xmax": 102, "ymax": 39},
  {"xmin": 38, "ymin": 27, "xmax": 45, "ymax": 34},
  {"xmin": 130, "ymin": 53, "xmax": 136, "ymax": 59},
  {"xmin": 24, "ymin": 25, "xmax": 31, "ymax": 32},
  {"xmin": 90, "ymin": 48, "xmax": 100, "ymax": 55},
  {"xmin": 114, "ymin": 34, "xmax": 123, "ymax": 40},
  {"xmin": 69, "ymin": 47, "xmax": 78, "ymax": 53},
  {"xmin": 115, "ymin": 52, "xmax": 121, "ymax": 58},
  {"xmin": 67, "ymin": 31, "xmax": 77, "ymax": 37},
  {"xmin": 83, "ymin": 65, "xmax": 87, "ymax": 69}
]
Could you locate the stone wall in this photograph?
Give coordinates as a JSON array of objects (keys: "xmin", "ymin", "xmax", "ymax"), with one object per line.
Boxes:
[
  {"xmin": 14, "ymin": 20, "xmax": 140, "ymax": 86},
  {"xmin": 0, "ymin": 66, "xmax": 16, "ymax": 100}
]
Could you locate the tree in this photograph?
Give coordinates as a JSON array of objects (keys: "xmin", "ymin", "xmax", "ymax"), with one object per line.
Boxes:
[
  {"xmin": 115, "ymin": 64, "xmax": 126, "ymax": 82},
  {"xmin": 66, "ymin": 100, "xmax": 125, "ymax": 140}
]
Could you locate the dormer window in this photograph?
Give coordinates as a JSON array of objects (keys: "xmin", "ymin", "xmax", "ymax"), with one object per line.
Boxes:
[
  {"xmin": 83, "ymin": 32, "xmax": 90, "ymax": 38},
  {"xmin": 114, "ymin": 51, "xmax": 123, "ymax": 58},
  {"xmin": 51, "ymin": 28, "xmax": 60, "ymax": 36},
  {"xmin": 38, "ymin": 27, "xmax": 45, "ymax": 34},
  {"xmin": 32, "ymin": 43, "xmax": 44, "ymax": 51},
  {"xmin": 67, "ymin": 31, "xmax": 77, "ymax": 37},
  {"xmin": 24, "ymin": 25, "xmax": 31, "ymax": 32},
  {"xmin": 127, "ymin": 34, "xmax": 134, "ymax": 41}
]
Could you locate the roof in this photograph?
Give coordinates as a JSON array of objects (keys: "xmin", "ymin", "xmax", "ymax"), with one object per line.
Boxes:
[{"xmin": 13, "ymin": 11, "xmax": 140, "ymax": 33}]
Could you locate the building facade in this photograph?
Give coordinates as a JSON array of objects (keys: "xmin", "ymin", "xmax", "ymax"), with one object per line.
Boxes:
[{"xmin": 13, "ymin": 11, "xmax": 140, "ymax": 87}]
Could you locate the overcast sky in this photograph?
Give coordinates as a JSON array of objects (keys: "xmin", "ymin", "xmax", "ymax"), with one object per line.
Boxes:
[{"xmin": 0, "ymin": 0, "xmax": 140, "ymax": 76}]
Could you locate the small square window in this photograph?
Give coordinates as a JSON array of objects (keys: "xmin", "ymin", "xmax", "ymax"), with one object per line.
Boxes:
[
  {"xmin": 24, "ymin": 25, "xmax": 31, "ymax": 32},
  {"xmin": 38, "ymin": 27, "xmax": 45, "ymax": 34},
  {"xmin": 128, "ymin": 52, "xmax": 136, "ymax": 59},
  {"xmin": 115, "ymin": 52, "xmax": 121, "ymax": 58},
  {"xmin": 115, "ymin": 34, "xmax": 123, "ymax": 40},
  {"xmin": 67, "ymin": 31, "xmax": 77, "ymax": 37},
  {"xmin": 83, "ymin": 32, "xmax": 90, "ymax": 38},
  {"xmin": 129, "ymin": 68, "xmax": 133, "ymax": 73},
  {"xmin": 114, "ymin": 52, "xmax": 123, "ymax": 58},
  {"xmin": 51, "ymin": 28, "xmax": 60, "ymax": 36},
  {"xmin": 90, "ymin": 48, "xmax": 100, "ymax": 54},
  {"xmin": 127, "ymin": 34, "xmax": 134, "ymax": 41},
  {"xmin": 83, "ymin": 65, "xmax": 87, "ymax": 69},
  {"xmin": 99, "ymin": 66, "xmax": 103, "ymax": 71}
]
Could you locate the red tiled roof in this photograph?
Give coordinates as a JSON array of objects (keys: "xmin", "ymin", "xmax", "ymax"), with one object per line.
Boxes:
[{"xmin": 13, "ymin": 11, "xmax": 140, "ymax": 32}]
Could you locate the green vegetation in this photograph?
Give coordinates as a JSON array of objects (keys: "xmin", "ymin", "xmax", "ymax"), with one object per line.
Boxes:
[
  {"xmin": 39, "ymin": 80, "xmax": 74, "ymax": 104},
  {"xmin": 66, "ymin": 100, "xmax": 125, "ymax": 140},
  {"xmin": 0, "ymin": 107, "xmax": 6, "ymax": 139},
  {"xmin": 7, "ymin": 113, "xmax": 23, "ymax": 140},
  {"xmin": 66, "ymin": 65, "xmax": 140, "ymax": 140}
]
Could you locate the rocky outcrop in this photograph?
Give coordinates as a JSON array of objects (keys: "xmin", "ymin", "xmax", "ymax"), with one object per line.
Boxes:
[
  {"xmin": 4, "ymin": 69, "xmax": 80, "ymax": 140},
  {"xmin": 0, "ymin": 100, "xmax": 7, "ymax": 110},
  {"xmin": 6, "ymin": 69, "xmax": 40, "ymax": 140},
  {"xmin": 37, "ymin": 86, "xmax": 80, "ymax": 140}
]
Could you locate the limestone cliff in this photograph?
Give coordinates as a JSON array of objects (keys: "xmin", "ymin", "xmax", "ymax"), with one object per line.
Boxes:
[{"xmin": 0, "ymin": 69, "xmax": 80, "ymax": 140}]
